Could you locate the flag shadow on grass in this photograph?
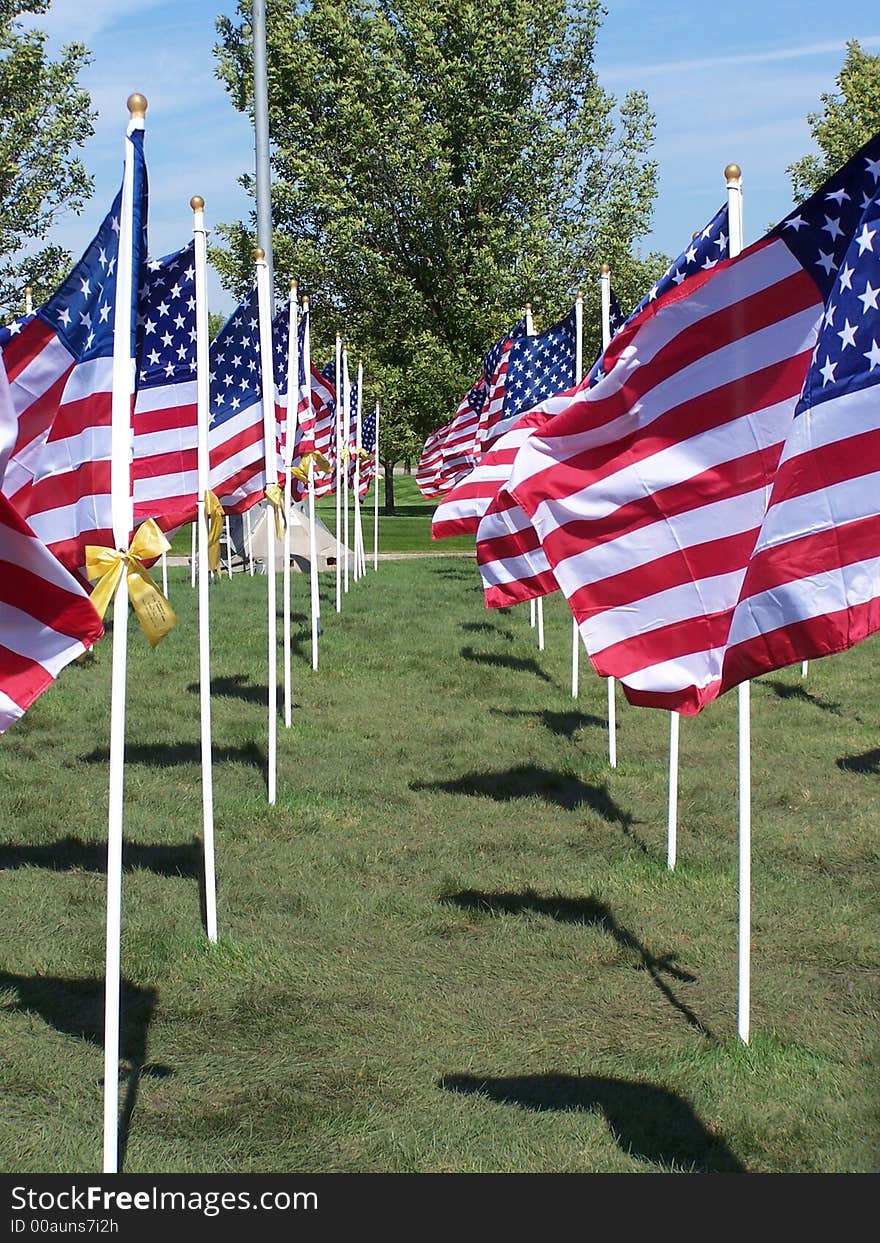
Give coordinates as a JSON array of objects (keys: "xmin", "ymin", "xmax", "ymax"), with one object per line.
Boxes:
[
  {"xmin": 0, "ymin": 972, "xmax": 172, "ymax": 1170},
  {"xmin": 460, "ymin": 647, "xmax": 552, "ymax": 683},
  {"xmin": 0, "ymin": 835, "xmax": 199, "ymax": 878},
  {"xmin": 440, "ymin": 888, "xmax": 712, "ymax": 1038},
  {"xmin": 413, "ymin": 764, "xmax": 630, "ymax": 820},
  {"xmin": 82, "ymin": 740, "xmax": 265, "ymax": 778},
  {"xmin": 439, "ymin": 1073, "xmax": 743, "ymax": 1172},
  {"xmin": 757, "ymin": 678, "xmax": 843, "ymax": 715},
  {"xmin": 461, "ymin": 621, "xmax": 514, "ymax": 639},
  {"xmin": 836, "ymin": 747, "xmax": 880, "ymax": 774},
  {"xmin": 186, "ymin": 674, "xmax": 268, "ymax": 706},
  {"xmin": 491, "ymin": 707, "xmax": 606, "ymax": 737}
]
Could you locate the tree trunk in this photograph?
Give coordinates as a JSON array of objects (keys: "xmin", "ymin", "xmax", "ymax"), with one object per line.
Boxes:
[{"xmin": 382, "ymin": 460, "xmax": 396, "ymax": 513}]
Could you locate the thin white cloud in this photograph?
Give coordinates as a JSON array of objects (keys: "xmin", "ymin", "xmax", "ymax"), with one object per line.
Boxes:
[{"xmin": 602, "ymin": 34, "xmax": 880, "ymax": 81}]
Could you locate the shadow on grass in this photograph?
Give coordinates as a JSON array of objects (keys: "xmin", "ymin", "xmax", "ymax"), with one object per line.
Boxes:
[
  {"xmin": 460, "ymin": 646, "xmax": 552, "ymax": 683},
  {"xmin": 186, "ymin": 674, "xmax": 268, "ymax": 705},
  {"xmin": 836, "ymin": 748, "xmax": 880, "ymax": 775},
  {"xmin": 758, "ymin": 678, "xmax": 842, "ymax": 715},
  {"xmin": 441, "ymin": 888, "xmax": 711, "ymax": 1037},
  {"xmin": 0, "ymin": 972, "xmax": 171, "ymax": 1170},
  {"xmin": 461, "ymin": 621, "xmax": 510, "ymax": 637},
  {"xmin": 439, "ymin": 1073, "xmax": 743, "ymax": 1171},
  {"xmin": 413, "ymin": 764, "xmax": 632, "ymax": 823},
  {"xmin": 0, "ymin": 835, "xmax": 199, "ymax": 878},
  {"xmin": 491, "ymin": 707, "xmax": 606, "ymax": 737},
  {"xmin": 82, "ymin": 740, "xmax": 265, "ymax": 775}
]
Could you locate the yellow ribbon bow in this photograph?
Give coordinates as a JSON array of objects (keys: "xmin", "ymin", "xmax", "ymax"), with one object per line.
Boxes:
[
  {"xmin": 290, "ymin": 451, "xmax": 332, "ymax": 485},
  {"xmin": 204, "ymin": 488, "xmax": 225, "ymax": 574},
  {"xmin": 265, "ymin": 483, "xmax": 287, "ymax": 540},
  {"xmin": 85, "ymin": 519, "xmax": 177, "ymax": 649}
]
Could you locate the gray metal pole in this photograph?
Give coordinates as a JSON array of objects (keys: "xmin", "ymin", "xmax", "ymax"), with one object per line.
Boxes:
[{"xmin": 252, "ymin": 0, "xmax": 275, "ymax": 304}]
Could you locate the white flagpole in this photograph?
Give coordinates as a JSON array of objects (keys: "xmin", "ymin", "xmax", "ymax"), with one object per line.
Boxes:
[
  {"xmin": 190, "ymin": 521, "xmax": 197, "ymax": 587},
  {"xmin": 600, "ymin": 264, "xmax": 617, "ymax": 768},
  {"xmin": 255, "ymin": 247, "xmax": 278, "ymax": 806},
  {"xmin": 24, "ymin": 284, "xmax": 33, "ymax": 315},
  {"xmin": 103, "ymin": 92, "xmax": 143, "ymax": 1177},
  {"xmin": 334, "ymin": 333, "xmax": 342, "ymax": 613},
  {"xmin": 801, "ymin": 661, "xmax": 809, "ymax": 677},
  {"xmin": 301, "ymin": 297, "xmax": 320, "ymax": 668},
  {"xmin": 191, "ymin": 195, "xmax": 218, "ymax": 945},
  {"xmin": 283, "ymin": 280, "xmax": 299, "ymax": 729},
  {"xmin": 373, "ymin": 401, "xmax": 380, "ymax": 571},
  {"xmin": 308, "ymin": 458, "xmax": 319, "ymax": 670},
  {"xmin": 224, "ymin": 515, "xmax": 233, "ymax": 579},
  {"xmin": 245, "ymin": 509, "xmax": 254, "ymax": 574},
  {"xmin": 523, "ymin": 304, "xmax": 543, "ymax": 648},
  {"xmin": 354, "ymin": 361, "xmax": 365, "ymax": 579},
  {"xmin": 572, "ymin": 290, "xmax": 584, "ymax": 698},
  {"xmin": 667, "ymin": 711, "xmax": 680, "ymax": 870},
  {"xmin": 724, "ymin": 160, "xmax": 750, "ymax": 1043},
  {"xmin": 161, "ymin": 548, "xmax": 168, "ymax": 597},
  {"xmin": 343, "ymin": 349, "xmax": 351, "ymax": 595}
]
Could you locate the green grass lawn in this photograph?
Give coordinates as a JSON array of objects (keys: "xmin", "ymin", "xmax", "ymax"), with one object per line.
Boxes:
[
  {"xmin": 168, "ymin": 474, "xmax": 475, "ymax": 558},
  {"xmin": 0, "ymin": 558, "xmax": 877, "ymax": 1173}
]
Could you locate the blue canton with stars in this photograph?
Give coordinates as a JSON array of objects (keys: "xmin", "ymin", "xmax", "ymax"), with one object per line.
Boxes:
[
  {"xmin": 361, "ymin": 405, "xmax": 376, "ymax": 454},
  {"xmin": 2, "ymin": 129, "xmax": 148, "ymax": 364},
  {"xmin": 770, "ymin": 135, "xmax": 880, "ymax": 416},
  {"xmin": 271, "ymin": 300, "xmax": 311, "ymax": 398},
  {"xmin": 503, "ymin": 305, "xmax": 578, "ymax": 420},
  {"xmin": 482, "ymin": 317, "xmax": 527, "ymax": 385},
  {"xmin": 136, "ymin": 242, "xmax": 196, "ymax": 390},
  {"xmin": 587, "ymin": 204, "xmax": 729, "ymax": 386},
  {"xmin": 208, "ymin": 289, "xmax": 262, "ymax": 425}
]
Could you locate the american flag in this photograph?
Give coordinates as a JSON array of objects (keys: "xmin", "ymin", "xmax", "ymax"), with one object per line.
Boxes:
[
  {"xmin": 313, "ymin": 355, "xmax": 341, "ymax": 497},
  {"xmin": 0, "ymin": 122, "xmax": 147, "ymax": 576},
  {"xmin": 417, "ymin": 317, "xmax": 525, "ymax": 499},
  {"xmin": 501, "ymin": 306, "xmax": 578, "ymax": 424},
  {"xmin": 358, "ymin": 404, "xmax": 377, "ymax": 499},
  {"xmin": 0, "ymin": 355, "xmax": 103, "ymax": 734},
  {"xmin": 432, "ymin": 306, "xmax": 578, "ymax": 540},
  {"xmin": 432, "ymin": 402, "xmax": 559, "ymax": 540},
  {"xmin": 505, "ymin": 136, "xmax": 880, "ymax": 714},
  {"xmin": 208, "ymin": 288, "xmax": 278, "ymax": 514},
  {"xmin": 587, "ymin": 205, "xmax": 729, "ymax": 386},
  {"xmin": 131, "ymin": 242, "xmax": 198, "ymax": 533},
  {"xmin": 476, "ymin": 317, "xmax": 527, "ymax": 445}
]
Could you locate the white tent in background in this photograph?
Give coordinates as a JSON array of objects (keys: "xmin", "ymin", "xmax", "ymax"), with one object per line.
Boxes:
[{"xmin": 246, "ymin": 501, "xmax": 350, "ymax": 572}]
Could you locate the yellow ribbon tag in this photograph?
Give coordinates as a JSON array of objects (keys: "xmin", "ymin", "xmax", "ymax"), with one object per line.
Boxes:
[
  {"xmin": 291, "ymin": 451, "xmax": 332, "ymax": 485},
  {"xmin": 265, "ymin": 483, "xmax": 287, "ymax": 540},
  {"xmin": 204, "ymin": 489, "xmax": 225, "ymax": 574},
  {"xmin": 85, "ymin": 519, "xmax": 177, "ymax": 649}
]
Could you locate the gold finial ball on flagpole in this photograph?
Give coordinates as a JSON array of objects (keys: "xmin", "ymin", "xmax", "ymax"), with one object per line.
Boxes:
[
  {"xmin": 190, "ymin": 195, "xmax": 205, "ymax": 212},
  {"xmin": 127, "ymin": 93, "xmax": 147, "ymax": 118},
  {"xmin": 600, "ymin": 263, "xmax": 611, "ymax": 275},
  {"xmin": 303, "ymin": 295, "xmax": 310, "ymax": 310},
  {"xmin": 290, "ymin": 278, "xmax": 298, "ymax": 292},
  {"xmin": 576, "ymin": 288, "xmax": 583, "ymax": 299},
  {"xmin": 525, "ymin": 302, "xmax": 532, "ymax": 311},
  {"xmin": 254, "ymin": 246, "xmax": 266, "ymax": 261},
  {"xmin": 25, "ymin": 285, "xmax": 31, "ymax": 297},
  {"xmin": 725, "ymin": 162, "xmax": 742, "ymax": 181}
]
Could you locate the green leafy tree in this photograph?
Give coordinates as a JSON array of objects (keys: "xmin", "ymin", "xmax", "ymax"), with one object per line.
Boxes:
[
  {"xmin": 788, "ymin": 39, "xmax": 880, "ymax": 200},
  {"xmin": 214, "ymin": 0, "xmax": 664, "ymax": 509},
  {"xmin": 0, "ymin": 1, "xmax": 95, "ymax": 319}
]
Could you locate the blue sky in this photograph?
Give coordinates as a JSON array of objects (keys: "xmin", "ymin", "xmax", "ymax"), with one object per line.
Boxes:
[{"xmin": 24, "ymin": 0, "xmax": 880, "ymax": 317}]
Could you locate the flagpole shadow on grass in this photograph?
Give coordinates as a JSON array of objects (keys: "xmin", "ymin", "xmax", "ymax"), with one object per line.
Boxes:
[
  {"xmin": 440, "ymin": 888, "xmax": 713, "ymax": 1039},
  {"xmin": 0, "ymin": 973, "xmax": 172, "ymax": 1172},
  {"xmin": 459, "ymin": 646, "xmax": 553, "ymax": 683},
  {"xmin": 0, "ymin": 836, "xmax": 200, "ymax": 878},
  {"xmin": 439, "ymin": 1073, "xmax": 743, "ymax": 1172}
]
